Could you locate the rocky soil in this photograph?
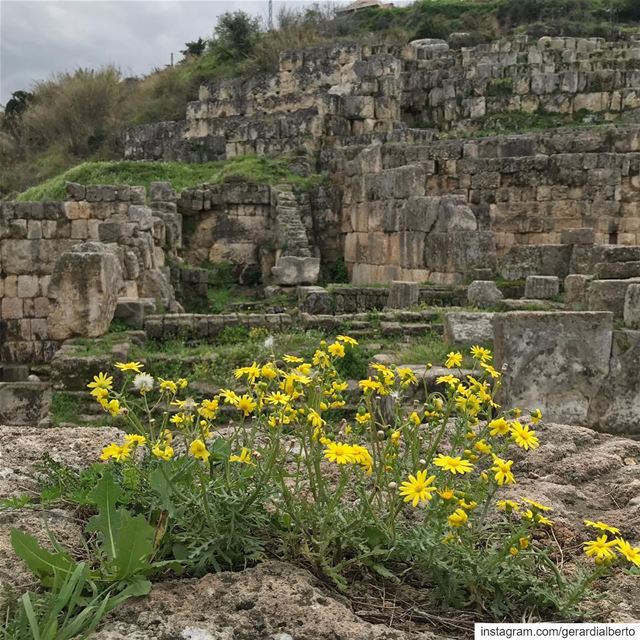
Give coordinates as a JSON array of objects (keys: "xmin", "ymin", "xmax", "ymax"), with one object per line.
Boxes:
[{"xmin": 0, "ymin": 422, "xmax": 638, "ymax": 638}]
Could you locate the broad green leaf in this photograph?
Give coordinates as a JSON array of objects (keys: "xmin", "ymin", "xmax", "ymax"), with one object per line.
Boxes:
[
  {"xmin": 10, "ymin": 529, "xmax": 75, "ymax": 582},
  {"xmin": 86, "ymin": 469, "xmax": 124, "ymax": 562},
  {"xmin": 111, "ymin": 512, "xmax": 154, "ymax": 580}
]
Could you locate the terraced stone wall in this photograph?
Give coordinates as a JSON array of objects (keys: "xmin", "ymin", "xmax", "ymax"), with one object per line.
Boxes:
[{"xmin": 336, "ymin": 126, "xmax": 640, "ymax": 283}]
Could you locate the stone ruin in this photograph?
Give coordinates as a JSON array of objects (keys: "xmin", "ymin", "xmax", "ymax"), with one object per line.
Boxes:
[{"xmin": 2, "ymin": 33, "xmax": 640, "ymax": 439}]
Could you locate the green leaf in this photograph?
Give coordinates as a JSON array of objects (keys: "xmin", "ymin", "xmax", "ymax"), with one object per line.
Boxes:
[
  {"xmin": 111, "ymin": 513, "xmax": 154, "ymax": 580},
  {"xmin": 86, "ymin": 469, "xmax": 125, "ymax": 562},
  {"xmin": 85, "ymin": 468, "xmax": 154, "ymax": 581},
  {"xmin": 149, "ymin": 468, "xmax": 176, "ymax": 516},
  {"xmin": 10, "ymin": 529, "xmax": 75, "ymax": 582},
  {"xmin": 210, "ymin": 437, "xmax": 231, "ymax": 462}
]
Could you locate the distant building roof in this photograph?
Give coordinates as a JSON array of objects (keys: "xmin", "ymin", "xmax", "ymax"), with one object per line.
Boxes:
[{"xmin": 336, "ymin": 0, "xmax": 394, "ymax": 14}]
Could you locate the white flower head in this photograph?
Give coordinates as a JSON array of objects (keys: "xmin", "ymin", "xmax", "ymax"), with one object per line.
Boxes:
[
  {"xmin": 133, "ymin": 373, "xmax": 154, "ymax": 394},
  {"xmin": 264, "ymin": 335, "xmax": 275, "ymax": 349}
]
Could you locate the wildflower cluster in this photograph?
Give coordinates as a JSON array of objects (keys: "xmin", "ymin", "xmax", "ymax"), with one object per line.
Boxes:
[{"xmin": 87, "ymin": 338, "xmax": 638, "ymax": 619}]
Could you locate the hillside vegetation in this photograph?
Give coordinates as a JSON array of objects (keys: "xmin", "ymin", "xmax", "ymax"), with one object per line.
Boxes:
[
  {"xmin": 1, "ymin": 0, "xmax": 639, "ymax": 199},
  {"xmin": 14, "ymin": 156, "xmax": 319, "ymax": 202}
]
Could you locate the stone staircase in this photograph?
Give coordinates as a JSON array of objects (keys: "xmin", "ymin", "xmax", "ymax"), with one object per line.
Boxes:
[{"xmin": 273, "ymin": 185, "xmax": 312, "ymax": 258}]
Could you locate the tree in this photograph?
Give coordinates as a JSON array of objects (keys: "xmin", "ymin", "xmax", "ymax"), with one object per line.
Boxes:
[
  {"xmin": 212, "ymin": 11, "xmax": 261, "ymax": 61},
  {"xmin": 2, "ymin": 90, "xmax": 34, "ymax": 135},
  {"xmin": 181, "ymin": 37, "xmax": 207, "ymax": 58}
]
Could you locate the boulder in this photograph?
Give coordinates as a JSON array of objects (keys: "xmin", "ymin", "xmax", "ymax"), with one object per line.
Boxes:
[
  {"xmin": 467, "ymin": 280, "xmax": 504, "ymax": 309},
  {"xmin": 48, "ymin": 243, "xmax": 124, "ymax": 340},
  {"xmin": 524, "ymin": 275, "xmax": 560, "ymax": 300},
  {"xmin": 443, "ymin": 312, "xmax": 494, "ymax": 346},
  {"xmin": 493, "ymin": 312, "xmax": 613, "ymax": 425},
  {"xmin": 91, "ymin": 561, "xmax": 437, "ymax": 640},
  {"xmin": 272, "ymin": 256, "xmax": 320, "ymax": 286},
  {"xmin": 624, "ymin": 284, "xmax": 640, "ymax": 329},
  {"xmin": 387, "ymin": 281, "xmax": 420, "ymax": 309}
]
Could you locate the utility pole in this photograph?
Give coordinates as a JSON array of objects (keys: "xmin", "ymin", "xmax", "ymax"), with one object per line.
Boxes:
[{"xmin": 268, "ymin": 0, "xmax": 273, "ymax": 31}]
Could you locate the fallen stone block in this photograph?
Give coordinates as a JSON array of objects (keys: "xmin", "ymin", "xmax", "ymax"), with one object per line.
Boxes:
[
  {"xmin": 564, "ymin": 274, "xmax": 592, "ymax": 309},
  {"xmin": 297, "ymin": 286, "xmax": 334, "ymax": 315},
  {"xmin": 467, "ymin": 280, "xmax": 504, "ymax": 309},
  {"xmin": 595, "ymin": 261, "xmax": 640, "ymax": 280},
  {"xmin": 114, "ymin": 297, "xmax": 157, "ymax": 329},
  {"xmin": 48, "ymin": 243, "xmax": 124, "ymax": 340},
  {"xmin": 524, "ymin": 275, "xmax": 560, "ymax": 300},
  {"xmin": 387, "ymin": 281, "xmax": 420, "ymax": 309},
  {"xmin": 272, "ymin": 256, "xmax": 320, "ymax": 286},
  {"xmin": 443, "ymin": 312, "xmax": 494, "ymax": 346},
  {"xmin": 587, "ymin": 278, "xmax": 640, "ymax": 319},
  {"xmin": 0, "ymin": 382, "xmax": 52, "ymax": 425}
]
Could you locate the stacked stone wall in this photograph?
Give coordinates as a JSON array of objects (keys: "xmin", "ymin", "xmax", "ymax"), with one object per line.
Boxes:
[
  {"xmin": 402, "ymin": 36, "xmax": 640, "ymax": 130},
  {"xmin": 0, "ymin": 185, "xmax": 181, "ymax": 365},
  {"xmin": 336, "ymin": 126, "xmax": 640, "ymax": 283}
]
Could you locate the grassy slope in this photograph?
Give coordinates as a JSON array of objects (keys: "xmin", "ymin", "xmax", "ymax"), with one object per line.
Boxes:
[{"xmin": 15, "ymin": 156, "xmax": 319, "ymax": 201}]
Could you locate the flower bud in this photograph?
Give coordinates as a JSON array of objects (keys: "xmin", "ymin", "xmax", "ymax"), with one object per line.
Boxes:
[
  {"xmin": 419, "ymin": 458, "xmax": 427, "ymax": 466},
  {"xmin": 388, "ymin": 481, "xmax": 398, "ymax": 490},
  {"xmin": 377, "ymin": 430, "xmax": 385, "ymax": 439}
]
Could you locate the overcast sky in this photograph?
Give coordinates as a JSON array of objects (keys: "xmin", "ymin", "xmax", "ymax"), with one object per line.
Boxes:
[{"xmin": 0, "ymin": 0, "xmax": 412, "ymax": 104}]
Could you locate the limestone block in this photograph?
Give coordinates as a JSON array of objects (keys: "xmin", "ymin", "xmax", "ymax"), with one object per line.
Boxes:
[
  {"xmin": 272, "ymin": 257, "xmax": 320, "ymax": 286},
  {"xmin": 623, "ymin": 284, "xmax": 640, "ymax": 329},
  {"xmin": 387, "ymin": 281, "xmax": 420, "ymax": 309},
  {"xmin": 65, "ymin": 182, "xmax": 86, "ymax": 200},
  {"xmin": 587, "ymin": 279, "xmax": 640, "ymax": 319},
  {"xmin": 128, "ymin": 205, "xmax": 153, "ymax": 231},
  {"xmin": 27, "ymin": 221, "xmax": 42, "ymax": 240},
  {"xmin": 48, "ymin": 243, "xmax": 124, "ymax": 340},
  {"xmin": 63, "ymin": 201, "xmax": 90, "ymax": 221},
  {"xmin": 1, "ymin": 297, "xmax": 23, "ymax": 319},
  {"xmin": 524, "ymin": 275, "xmax": 560, "ymax": 300},
  {"xmin": 4, "ymin": 276, "xmax": 17, "ymax": 297},
  {"xmin": 467, "ymin": 281, "xmax": 504, "ymax": 309},
  {"xmin": 595, "ymin": 261, "xmax": 640, "ymax": 279},
  {"xmin": 443, "ymin": 312, "xmax": 494, "ymax": 346},
  {"xmin": 149, "ymin": 181, "xmax": 176, "ymax": 203},
  {"xmin": 139, "ymin": 270, "xmax": 178, "ymax": 311},
  {"xmin": 564, "ymin": 274, "xmax": 592, "ymax": 309},
  {"xmin": 406, "ymin": 38, "xmax": 449, "ymax": 61},
  {"xmin": 493, "ymin": 311, "xmax": 613, "ymax": 424},
  {"xmin": 498, "ymin": 245, "xmax": 572, "ymax": 280},
  {"xmin": 17, "ymin": 275, "xmax": 39, "ymax": 298},
  {"xmin": 343, "ymin": 96, "xmax": 375, "ymax": 120},
  {"xmin": 70, "ymin": 220, "xmax": 88, "ymax": 239},
  {"xmin": 297, "ymin": 286, "xmax": 334, "ymax": 315},
  {"xmin": 0, "ymin": 382, "xmax": 52, "ymax": 426},
  {"xmin": 587, "ymin": 331, "xmax": 640, "ymax": 435},
  {"xmin": 560, "ymin": 228, "xmax": 595, "ymax": 245},
  {"xmin": 114, "ymin": 297, "xmax": 157, "ymax": 329},
  {"xmin": 425, "ymin": 231, "xmax": 496, "ymax": 275}
]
